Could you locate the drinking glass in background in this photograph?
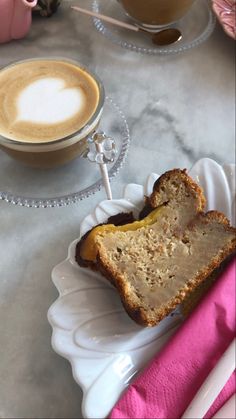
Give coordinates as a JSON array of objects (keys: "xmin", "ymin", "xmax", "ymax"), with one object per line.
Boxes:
[{"xmin": 117, "ymin": 0, "xmax": 196, "ymax": 30}]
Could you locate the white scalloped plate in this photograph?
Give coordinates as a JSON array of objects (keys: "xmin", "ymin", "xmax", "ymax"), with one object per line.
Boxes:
[{"xmin": 48, "ymin": 158, "xmax": 235, "ymax": 419}]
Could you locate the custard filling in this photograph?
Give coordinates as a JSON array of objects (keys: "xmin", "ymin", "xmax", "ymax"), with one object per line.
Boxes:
[{"xmin": 80, "ymin": 206, "xmax": 165, "ymax": 262}]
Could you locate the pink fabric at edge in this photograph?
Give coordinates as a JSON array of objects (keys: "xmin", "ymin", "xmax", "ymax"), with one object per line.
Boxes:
[{"xmin": 110, "ymin": 259, "xmax": 236, "ymax": 419}]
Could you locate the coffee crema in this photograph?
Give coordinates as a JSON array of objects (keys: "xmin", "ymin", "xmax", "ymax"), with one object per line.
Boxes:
[{"xmin": 0, "ymin": 60, "xmax": 100, "ymax": 143}]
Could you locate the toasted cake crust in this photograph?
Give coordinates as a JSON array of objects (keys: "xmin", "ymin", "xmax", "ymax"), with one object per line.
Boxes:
[
  {"xmin": 149, "ymin": 168, "xmax": 206, "ymax": 211},
  {"xmin": 76, "ymin": 169, "xmax": 236, "ymax": 327}
]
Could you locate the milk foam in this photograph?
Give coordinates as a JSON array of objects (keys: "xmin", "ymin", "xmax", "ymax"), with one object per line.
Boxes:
[
  {"xmin": 0, "ymin": 59, "xmax": 100, "ymax": 143},
  {"xmin": 17, "ymin": 77, "xmax": 84, "ymax": 125}
]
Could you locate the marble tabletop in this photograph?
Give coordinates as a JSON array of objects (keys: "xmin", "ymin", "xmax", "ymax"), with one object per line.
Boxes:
[{"xmin": 0, "ymin": 1, "xmax": 235, "ymax": 418}]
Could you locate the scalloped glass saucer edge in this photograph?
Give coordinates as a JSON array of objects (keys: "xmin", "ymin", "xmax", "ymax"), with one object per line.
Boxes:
[
  {"xmin": 92, "ymin": 0, "xmax": 216, "ymax": 56},
  {"xmin": 0, "ymin": 97, "xmax": 130, "ymax": 208},
  {"xmin": 47, "ymin": 158, "xmax": 235, "ymax": 419}
]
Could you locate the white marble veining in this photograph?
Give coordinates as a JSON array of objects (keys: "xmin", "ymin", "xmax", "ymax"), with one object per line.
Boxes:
[{"xmin": 0, "ymin": 1, "xmax": 235, "ymax": 418}]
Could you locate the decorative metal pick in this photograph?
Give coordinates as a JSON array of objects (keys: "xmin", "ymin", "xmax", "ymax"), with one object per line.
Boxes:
[{"xmin": 85, "ymin": 131, "xmax": 117, "ymax": 200}]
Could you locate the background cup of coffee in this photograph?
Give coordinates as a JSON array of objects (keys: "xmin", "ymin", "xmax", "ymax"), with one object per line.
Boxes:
[
  {"xmin": 0, "ymin": 58, "xmax": 107, "ymax": 168},
  {"xmin": 118, "ymin": 0, "xmax": 196, "ymax": 29}
]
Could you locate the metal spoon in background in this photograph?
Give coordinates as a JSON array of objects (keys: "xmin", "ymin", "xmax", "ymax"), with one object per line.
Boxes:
[
  {"xmin": 150, "ymin": 28, "xmax": 182, "ymax": 45},
  {"xmin": 71, "ymin": 6, "xmax": 182, "ymax": 46}
]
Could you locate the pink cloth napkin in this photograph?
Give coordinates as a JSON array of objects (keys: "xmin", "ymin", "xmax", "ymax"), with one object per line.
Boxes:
[{"xmin": 110, "ymin": 258, "xmax": 236, "ymax": 419}]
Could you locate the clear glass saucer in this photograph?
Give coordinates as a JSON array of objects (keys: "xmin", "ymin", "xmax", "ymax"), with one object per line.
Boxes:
[
  {"xmin": 0, "ymin": 97, "xmax": 130, "ymax": 208},
  {"xmin": 92, "ymin": 0, "xmax": 216, "ymax": 55}
]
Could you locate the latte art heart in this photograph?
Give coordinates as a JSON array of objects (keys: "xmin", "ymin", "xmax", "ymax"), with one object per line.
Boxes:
[
  {"xmin": 0, "ymin": 60, "xmax": 100, "ymax": 143},
  {"xmin": 17, "ymin": 78, "xmax": 84, "ymax": 125}
]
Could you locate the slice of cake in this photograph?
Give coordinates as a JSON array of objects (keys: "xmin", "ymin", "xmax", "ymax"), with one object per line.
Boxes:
[{"xmin": 76, "ymin": 169, "xmax": 236, "ymax": 326}]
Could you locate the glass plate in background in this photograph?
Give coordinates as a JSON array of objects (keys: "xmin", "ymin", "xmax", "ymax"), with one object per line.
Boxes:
[
  {"xmin": 0, "ymin": 97, "xmax": 130, "ymax": 208},
  {"xmin": 92, "ymin": 0, "xmax": 216, "ymax": 55}
]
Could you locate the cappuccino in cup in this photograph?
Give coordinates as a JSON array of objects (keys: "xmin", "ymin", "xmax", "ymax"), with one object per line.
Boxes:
[
  {"xmin": 119, "ymin": 0, "xmax": 195, "ymax": 28},
  {"xmin": 0, "ymin": 59, "xmax": 104, "ymax": 167}
]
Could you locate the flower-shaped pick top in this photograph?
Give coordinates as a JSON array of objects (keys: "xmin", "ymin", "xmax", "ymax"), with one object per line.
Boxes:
[
  {"xmin": 86, "ymin": 131, "xmax": 117, "ymax": 164},
  {"xmin": 84, "ymin": 131, "xmax": 117, "ymax": 199},
  {"xmin": 212, "ymin": 0, "xmax": 236, "ymax": 39}
]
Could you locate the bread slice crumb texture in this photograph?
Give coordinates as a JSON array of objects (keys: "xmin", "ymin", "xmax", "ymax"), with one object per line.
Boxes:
[
  {"xmin": 76, "ymin": 168, "xmax": 236, "ymax": 326},
  {"xmin": 97, "ymin": 211, "xmax": 235, "ymax": 310}
]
